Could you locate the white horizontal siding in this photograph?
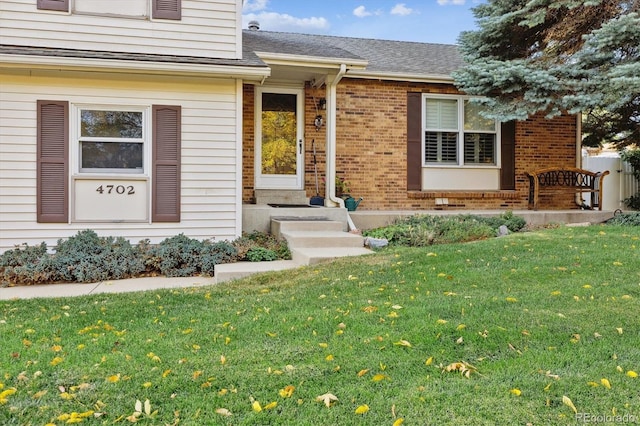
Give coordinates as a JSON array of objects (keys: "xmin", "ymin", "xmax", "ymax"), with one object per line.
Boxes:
[
  {"xmin": 0, "ymin": 69, "xmax": 242, "ymax": 252},
  {"xmin": 0, "ymin": 0, "xmax": 241, "ymax": 59}
]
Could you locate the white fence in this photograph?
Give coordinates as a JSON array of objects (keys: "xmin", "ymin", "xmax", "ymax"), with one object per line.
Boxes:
[{"xmin": 582, "ymin": 153, "xmax": 639, "ymax": 210}]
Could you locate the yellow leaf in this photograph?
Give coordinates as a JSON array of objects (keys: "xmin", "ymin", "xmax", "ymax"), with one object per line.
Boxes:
[
  {"xmin": 59, "ymin": 391, "xmax": 75, "ymax": 400},
  {"xmin": 456, "ymin": 324, "xmax": 466, "ymax": 331},
  {"xmin": 355, "ymin": 404, "xmax": 369, "ymax": 414},
  {"xmin": 436, "ymin": 319, "xmax": 448, "ymax": 325},
  {"xmin": 357, "ymin": 369, "xmax": 369, "ymax": 377},
  {"xmin": 51, "ymin": 345, "xmax": 62, "ymax": 352},
  {"xmin": 510, "ymin": 388, "xmax": 521, "ymax": 396},
  {"xmin": 252, "ymin": 401, "xmax": 262, "ymax": 412},
  {"xmin": 220, "ymin": 355, "xmax": 227, "ymax": 365},
  {"xmin": 616, "ymin": 328, "xmax": 623, "ymax": 334},
  {"xmin": 319, "ymin": 342, "xmax": 328, "ymax": 348},
  {"xmin": 587, "ymin": 381, "xmax": 599, "ymax": 387},
  {"xmin": 425, "ymin": 357, "xmax": 434, "ymax": 366},
  {"xmin": 50, "ymin": 356, "xmax": 64, "ymax": 366},
  {"xmin": 142, "ymin": 382, "xmax": 152, "ymax": 388},
  {"xmin": 505, "ymin": 297, "xmax": 518, "ymax": 303},
  {"xmin": 162, "ymin": 369, "xmax": 171, "ymax": 378},
  {"xmin": 279, "ymin": 385, "xmax": 295, "ymax": 398},
  {"xmin": 325, "ymin": 354, "xmax": 334, "ymax": 361},
  {"xmin": 264, "ymin": 401, "xmax": 277, "ymax": 410},
  {"xmin": 627, "ymin": 371, "xmax": 638, "ymax": 378},
  {"xmin": 316, "ymin": 392, "xmax": 338, "ymax": 408},
  {"xmin": 562, "ymin": 395, "xmax": 577, "ymax": 413},
  {"xmin": 372, "ymin": 373, "xmax": 388, "ymax": 382},
  {"xmin": 135, "ymin": 399, "xmax": 142, "ymax": 413},
  {"xmin": 393, "ymin": 419, "xmax": 405, "ymax": 426},
  {"xmin": 551, "ymin": 291, "xmax": 561, "ymax": 296},
  {"xmin": 601, "ymin": 378, "xmax": 611, "ymax": 389},
  {"xmin": 393, "ymin": 340, "xmax": 412, "ymax": 347},
  {"xmin": 32, "ymin": 390, "xmax": 48, "ymax": 399},
  {"xmin": 106, "ymin": 374, "xmax": 120, "ymax": 383}
]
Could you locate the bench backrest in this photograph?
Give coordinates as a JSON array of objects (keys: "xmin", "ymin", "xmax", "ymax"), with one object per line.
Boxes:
[{"xmin": 527, "ymin": 168, "xmax": 605, "ymax": 189}]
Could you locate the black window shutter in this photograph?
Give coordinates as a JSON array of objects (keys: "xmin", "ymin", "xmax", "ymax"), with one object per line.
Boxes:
[
  {"xmin": 152, "ymin": 105, "xmax": 181, "ymax": 222},
  {"xmin": 407, "ymin": 92, "xmax": 422, "ymax": 190},
  {"xmin": 37, "ymin": 100, "xmax": 69, "ymax": 223},
  {"xmin": 152, "ymin": 0, "xmax": 181, "ymax": 20},
  {"xmin": 37, "ymin": 0, "xmax": 69, "ymax": 11},
  {"xmin": 500, "ymin": 121, "xmax": 516, "ymax": 190}
]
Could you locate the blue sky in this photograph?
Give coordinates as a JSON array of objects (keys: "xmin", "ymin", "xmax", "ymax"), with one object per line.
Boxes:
[{"xmin": 242, "ymin": 0, "xmax": 484, "ymax": 45}]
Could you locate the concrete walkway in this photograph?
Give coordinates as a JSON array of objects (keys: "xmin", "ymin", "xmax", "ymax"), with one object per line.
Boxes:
[{"xmin": 0, "ymin": 276, "xmax": 217, "ymax": 301}]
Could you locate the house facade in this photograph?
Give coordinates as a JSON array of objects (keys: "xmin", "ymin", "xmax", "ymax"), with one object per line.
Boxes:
[{"xmin": 0, "ymin": 1, "xmax": 581, "ymax": 253}]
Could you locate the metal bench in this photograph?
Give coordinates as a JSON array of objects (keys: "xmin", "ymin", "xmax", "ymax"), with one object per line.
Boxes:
[{"xmin": 526, "ymin": 167, "xmax": 609, "ymax": 210}]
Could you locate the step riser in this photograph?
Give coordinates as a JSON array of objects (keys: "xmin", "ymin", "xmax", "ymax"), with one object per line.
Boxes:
[
  {"xmin": 273, "ymin": 220, "xmax": 343, "ymax": 236},
  {"xmin": 284, "ymin": 235, "xmax": 364, "ymax": 248}
]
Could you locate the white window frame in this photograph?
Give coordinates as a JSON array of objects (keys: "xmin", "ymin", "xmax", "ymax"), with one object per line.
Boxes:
[
  {"xmin": 72, "ymin": 104, "xmax": 150, "ymax": 176},
  {"xmin": 422, "ymin": 94, "xmax": 500, "ymax": 168}
]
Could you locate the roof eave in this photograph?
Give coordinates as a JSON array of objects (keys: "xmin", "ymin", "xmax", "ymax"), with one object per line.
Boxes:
[
  {"xmin": 254, "ymin": 51, "xmax": 368, "ymax": 70},
  {"xmin": 345, "ymin": 70, "xmax": 456, "ymax": 84},
  {"xmin": 0, "ymin": 53, "xmax": 271, "ymax": 81}
]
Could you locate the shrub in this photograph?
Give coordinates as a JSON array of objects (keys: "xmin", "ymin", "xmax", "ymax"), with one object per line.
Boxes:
[
  {"xmin": 362, "ymin": 212, "xmax": 527, "ymax": 247},
  {"xmin": 246, "ymin": 247, "xmax": 279, "ymax": 262},
  {"xmin": 145, "ymin": 234, "xmax": 238, "ymax": 277},
  {"xmin": 232, "ymin": 231, "xmax": 290, "ymax": 261},
  {"xmin": 605, "ymin": 211, "xmax": 640, "ymax": 226}
]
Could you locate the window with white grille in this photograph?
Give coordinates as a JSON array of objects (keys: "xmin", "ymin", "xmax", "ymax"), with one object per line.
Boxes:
[{"xmin": 423, "ymin": 95, "xmax": 497, "ymax": 166}]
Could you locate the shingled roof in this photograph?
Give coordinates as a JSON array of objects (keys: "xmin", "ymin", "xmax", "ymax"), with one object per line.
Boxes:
[{"xmin": 243, "ymin": 30, "xmax": 465, "ymax": 78}]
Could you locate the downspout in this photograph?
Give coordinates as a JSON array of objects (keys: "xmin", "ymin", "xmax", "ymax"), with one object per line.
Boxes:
[
  {"xmin": 325, "ymin": 64, "xmax": 357, "ymax": 230},
  {"xmin": 576, "ymin": 113, "xmax": 584, "ymax": 207}
]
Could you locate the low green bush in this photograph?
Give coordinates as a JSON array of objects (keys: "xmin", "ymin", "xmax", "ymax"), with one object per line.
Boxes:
[
  {"xmin": 605, "ymin": 211, "xmax": 640, "ymax": 226},
  {"xmin": 0, "ymin": 230, "xmax": 289, "ymax": 285},
  {"xmin": 246, "ymin": 247, "xmax": 279, "ymax": 262},
  {"xmin": 363, "ymin": 211, "xmax": 527, "ymax": 247}
]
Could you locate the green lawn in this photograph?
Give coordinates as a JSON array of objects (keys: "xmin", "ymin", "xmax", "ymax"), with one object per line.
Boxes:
[{"xmin": 1, "ymin": 225, "xmax": 639, "ymax": 425}]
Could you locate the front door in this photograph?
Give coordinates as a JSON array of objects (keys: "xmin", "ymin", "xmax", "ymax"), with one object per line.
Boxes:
[{"xmin": 255, "ymin": 87, "xmax": 304, "ymax": 189}]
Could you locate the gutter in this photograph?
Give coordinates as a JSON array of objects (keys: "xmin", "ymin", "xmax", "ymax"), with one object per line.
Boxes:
[{"xmin": 325, "ymin": 63, "xmax": 358, "ymax": 231}]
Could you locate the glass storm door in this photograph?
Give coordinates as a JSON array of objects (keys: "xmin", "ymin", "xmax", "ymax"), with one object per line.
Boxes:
[{"xmin": 255, "ymin": 87, "xmax": 304, "ymax": 189}]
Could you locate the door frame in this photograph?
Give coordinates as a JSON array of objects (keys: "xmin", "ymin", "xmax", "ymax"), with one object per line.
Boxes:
[{"xmin": 254, "ymin": 86, "xmax": 305, "ymax": 190}]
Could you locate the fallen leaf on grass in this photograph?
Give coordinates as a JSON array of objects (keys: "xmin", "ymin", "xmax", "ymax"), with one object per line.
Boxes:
[
  {"xmin": 215, "ymin": 408, "xmax": 232, "ymax": 417},
  {"xmin": 600, "ymin": 378, "xmax": 611, "ymax": 389},
  {"xmin": 510, "ymin": 388, "xmax": 522, "ymax": 396},
  {"xmin": 316, "ymin": 392, "xmax": 338, "ymax": 408},
  {"xmin": 562, "ymin": 395, "xmax": 577, "ymax": 414},
  {"xmin": 355, "ymin": 404, "xmax": 369, "ymax": 414}
]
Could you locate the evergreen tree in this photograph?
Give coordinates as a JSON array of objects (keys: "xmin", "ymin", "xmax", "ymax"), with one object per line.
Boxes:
[{"xmin": 453, "ymin": 0, "xmax": 640, "ymax": 148}]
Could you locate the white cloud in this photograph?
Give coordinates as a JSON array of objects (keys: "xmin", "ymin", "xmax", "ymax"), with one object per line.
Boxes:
[
  {"xmin": 242, "ymin": 12, "xmax": 329, "ymax": 32},
  {"xmin": 353, "ymin": 5, "xmax": 372, "ymax": 18},
  {"xmin": 437, "ymin": 0, "xmax": 466, "ymax": 5},
  {"xmin": 390, "ymin": 3, "xmax": 414, "ymax": 16},
  {"xmin": 243, "ymin": 0, "xmax": 269, "ymax": 12}
]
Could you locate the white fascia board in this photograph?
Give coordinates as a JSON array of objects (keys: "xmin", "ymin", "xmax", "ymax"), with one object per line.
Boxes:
[
  {"xmin": 254, "ymin": 52, "xmax": 368, "ymax": 70},
  {"xmin": 345, "ymin": 70, "xmax": 455, "ymax": 84},
  {"xmin": 0, "ymin": 54, "xmax": 271, "ymax": 81}
]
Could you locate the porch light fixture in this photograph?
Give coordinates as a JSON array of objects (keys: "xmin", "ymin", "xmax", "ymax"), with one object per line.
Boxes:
[
  {"xmin": 318, "ymin": 98, "xmax": 326, "ymax": 110},
  {"xmin": 314, "ymin": 115, "xmax": 324, "ymax": 131}
]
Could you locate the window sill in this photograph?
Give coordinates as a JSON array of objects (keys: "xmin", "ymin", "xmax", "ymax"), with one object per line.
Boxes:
[{"xmin": 408, "ymin": 190, "xmax": 520, "ymax": 200}]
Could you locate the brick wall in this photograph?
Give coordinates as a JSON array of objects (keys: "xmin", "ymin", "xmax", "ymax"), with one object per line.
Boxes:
[{"xmin": 242, "ymin": 80, "xmax": 579, "ymax": 210}]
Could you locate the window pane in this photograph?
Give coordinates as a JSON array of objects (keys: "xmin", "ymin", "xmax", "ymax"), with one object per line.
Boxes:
[
  {"xmin": 425, "ymin": 99, "xmax": 458, "ymax": 130},
  {"xmin": 81, "ymin": 110, "xmax": 143, "ymax": 138},
  {"xmin": 464, "ymin": 101, "xmax": 495, "ymax": 131},
  {"xmin": 464, "ymin": 133, "xmax": 496, "ymax": 165},
  {"xmin": 74, "ymin": 0, "xmax": 148, "ymax": 17},
  {"xmin": 81, "ymin": 142, "xmax": 143, "ymax": 170},
  {"xmin": 425, "ymin": 131, "xmax": 458, "ymax": 164}
]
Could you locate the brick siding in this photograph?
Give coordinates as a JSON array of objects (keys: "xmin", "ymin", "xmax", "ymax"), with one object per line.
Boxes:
[{"xmin": 242, "ymin": 80, "xmax": 579, "ymax": 210}]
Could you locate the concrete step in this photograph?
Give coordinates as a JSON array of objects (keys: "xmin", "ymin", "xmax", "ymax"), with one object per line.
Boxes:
[
  {"xmin": 214, "ymin": 260, "xmax": 299, "ymax": 284},
  {"xmin": 292, "ymin": 247, "xmax": 374, "ymax": 265},
  {"xmin": 272, "ymin": 219, "xmax": 343, "ymax": 237},
  {"xmin": 282, "ymin": 230, "xmax": 365, "ymax": 248}
]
